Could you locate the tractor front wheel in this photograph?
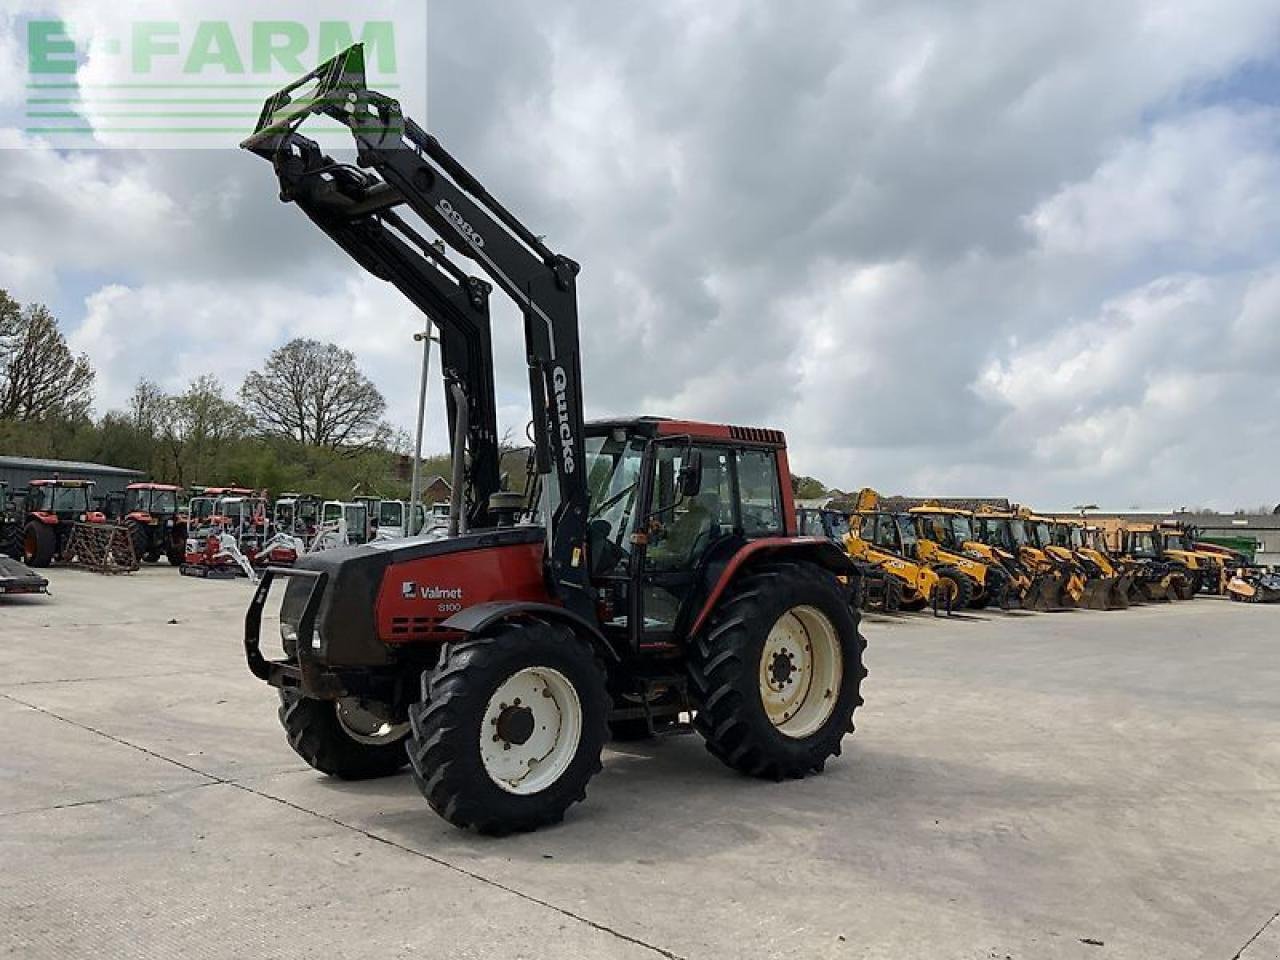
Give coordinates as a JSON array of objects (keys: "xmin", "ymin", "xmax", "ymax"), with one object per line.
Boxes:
[
  {"xmin": 688, "ymin": 561, "xmax": 865, "ymax": 780},
  {"xmin": 23, "ymin": 521, "xmax": 56, "ymax": 568},
  {"xmin": 407, "ymin": 621, "xmax": 609, "ymax": 834},
  {"xmin": 278, "ymin": 690, "xmax": 410, "ymax": 780}
]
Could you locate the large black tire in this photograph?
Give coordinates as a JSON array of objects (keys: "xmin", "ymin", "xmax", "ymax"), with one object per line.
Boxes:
[
  {"xmin": 278, "ymin": 689, "xmax": 410, "ymax": 780},
  {"xmin": 882, "ymin": 576, "xmax": 903, "ymax": 613},
  {"xmin": 407, "ymin": 621, "xmax": 609, "ymax": 835},
  {"xmin": 22, "ymin": 521, "xmax": 56, "ymax": 568},
  {"xmin": 123, "ymin": 518, "xmax": 149, "ymax": 564},
  {"xmin": 933, "ymin": 566, "xmax": 975, "ymax": 612},
  {"xmin": 688, "ymin": 561, "xmax": 865, "ymax": 781}
]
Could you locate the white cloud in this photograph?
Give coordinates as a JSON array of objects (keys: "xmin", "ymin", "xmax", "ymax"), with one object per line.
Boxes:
[{"xmin": 3, "ymin": 0, "xmax": 1280, "ymax": 506}]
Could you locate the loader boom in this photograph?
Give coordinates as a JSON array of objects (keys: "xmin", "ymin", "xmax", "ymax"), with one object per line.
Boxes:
[{"xmin": 242, "ymin": 44, "xmax": 592, "ymax": 617}]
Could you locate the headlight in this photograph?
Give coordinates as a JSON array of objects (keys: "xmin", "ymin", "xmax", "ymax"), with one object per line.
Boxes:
[{"xmin": 280, "ymin": 624, "xmax": 298, "ymax": 646}]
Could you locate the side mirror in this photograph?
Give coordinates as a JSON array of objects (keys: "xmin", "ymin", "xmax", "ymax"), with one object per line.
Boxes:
[{"xmin": 679, "ymin": 449, "xmax": 703, "ymax": 498}]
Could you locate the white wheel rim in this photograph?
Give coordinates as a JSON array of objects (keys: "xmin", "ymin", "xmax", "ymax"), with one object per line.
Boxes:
[
  {"xmin": 759, "ymin": 605, "xmax": 843, "ymax": 739},
  {"xmin": 480, "ymin": 667, "xmax": 582, "ymax": 795},
  {"xmin": 334, "ymin": 698, "xmax": 409, "ymax": 746}
]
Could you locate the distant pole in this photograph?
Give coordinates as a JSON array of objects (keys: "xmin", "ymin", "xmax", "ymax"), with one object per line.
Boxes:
[{"xmin": 408, "ymin": 322, "xmax": 437, "ymax": 535}]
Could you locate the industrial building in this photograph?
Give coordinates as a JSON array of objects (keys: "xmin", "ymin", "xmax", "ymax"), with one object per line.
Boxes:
[{"xmin": 0, "ymin": 455, "xmax": 144, "ymax": 506}]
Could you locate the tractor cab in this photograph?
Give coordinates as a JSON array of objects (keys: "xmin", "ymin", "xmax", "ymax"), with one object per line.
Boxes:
[
  {"xmin": 116, "ymin": 482, "xmax": 188, "ymax": 565},
  {"xmin": 26, "ymin": 479, "xmax": 95, "ymax": 521},
  {"xmin": 579, "ymin": 418, "xmax": 794, "ymax": 647},
  {"xmin": 124, "ymin": 483, "xmax": 181, "ymax": 520}
]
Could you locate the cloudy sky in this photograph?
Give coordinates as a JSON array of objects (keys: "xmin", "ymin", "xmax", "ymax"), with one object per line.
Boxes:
[{"xmin": 3, "ymin": 1, "xmax": 1280, "ymax": 510}]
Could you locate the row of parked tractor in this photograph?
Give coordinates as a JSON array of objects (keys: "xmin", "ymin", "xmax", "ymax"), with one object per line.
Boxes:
[
  {"xmin": 0, "ymin": 476, "xmax": 450, "ymax": 585},
  {"xmin": 796, "ymin": 490, "xmax": 1277, "ymax": 613}
]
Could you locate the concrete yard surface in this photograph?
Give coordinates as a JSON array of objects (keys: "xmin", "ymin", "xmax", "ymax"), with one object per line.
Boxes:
[{"xmin": 2, "ymin": 566, "xmax": 1278, "ymax": 959}]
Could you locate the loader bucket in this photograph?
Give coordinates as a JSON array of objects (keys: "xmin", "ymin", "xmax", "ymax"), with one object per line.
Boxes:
[
  {"xmin": 1080, "ymin": 576, "xmax": 1129, "ymax": 610},
  {"xmin": 1022, "ymin": 569, "xmax": 1065, "ymax": 612}
]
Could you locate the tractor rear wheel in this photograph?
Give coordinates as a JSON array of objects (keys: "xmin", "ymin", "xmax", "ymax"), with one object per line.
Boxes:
[
  {"xmin": 407, "ymin": 621, "xmax": 609, "ymax": 834},
  {"xmin": 22, "ymin": 521, "xmax": 56, "ymax": 568},
  {"xmin": 278, "ymin": 689, "xmax": 410, "ymax": 780},
  {"xmin": 688, "ymin": 561, "xmax": 865, "ymax": 781},
  {"xmin": 123, "ymin": 519, "xmax": 149, "ymax": 564}
]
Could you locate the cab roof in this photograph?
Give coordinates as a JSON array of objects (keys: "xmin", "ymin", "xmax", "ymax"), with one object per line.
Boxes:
[{"xmin": 586, "ymin": 416, "xmax": 786, "ymax": 447}]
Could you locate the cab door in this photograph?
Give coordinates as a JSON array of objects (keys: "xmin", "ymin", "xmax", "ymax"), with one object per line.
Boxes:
[{"xmin": 636, "ymin": 442, "xmax": 735, "ymax": 645}]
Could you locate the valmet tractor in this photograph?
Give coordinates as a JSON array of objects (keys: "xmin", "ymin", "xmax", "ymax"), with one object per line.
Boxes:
[
  {"xmin": 18, "ymin": 479, "xmax": 104, "ymax": 568},
  {"xmin": 239, "ymin": 45, "xmax": 867, "ymax": 835},
  {"xmin": 111, "ymin": 482, "xmax": 187, "ymax": 565}
]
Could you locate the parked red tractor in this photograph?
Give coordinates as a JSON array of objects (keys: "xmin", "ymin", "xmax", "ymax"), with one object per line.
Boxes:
[
  {"xmin": 241, "ymin": 46, "xmax": 867, "ymax": 835},
  {"xmin": 19, "ymin": 479, "xmax": 104, "ymax": 568},
  {"xmin": 109, "ymin": 482, "xmax": 187, "ymax": 565}
]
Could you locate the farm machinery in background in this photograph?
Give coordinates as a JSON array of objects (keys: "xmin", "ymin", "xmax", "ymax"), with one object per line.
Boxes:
[
  {"xmin": 1098, "ymin": 520, "xmax": 1194, "ymax": 602},
  {"xmin": 970, "ymin": 508, "xmax": 1077, "ymax": 611},
  {"xmin": 795, "ymin": 507, "xmax": 907, "ymax": 612},
  {"xmin": 1226, "ymin": 566, "xmax": 1280, "ymax": 603},
  {"xmin": 0, "ymin": 482, "xmax": 48, "ymax": 595},
  {"xmin": 1048, "ymin": 517, "xmax": 1132, "ymax": 609},
  {"xmin": 15, "ymin": 479, "xmax": 107, "ymax": 568},
  {"xmin": 105, "ymin": 482, "xmax": 187, "ymax": 565}
]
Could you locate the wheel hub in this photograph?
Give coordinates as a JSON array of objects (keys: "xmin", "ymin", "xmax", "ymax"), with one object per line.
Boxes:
[
  {"xmin": 758, "ymin": 605, "xmax": 844, "ymax": 739},
  {"xmin": 494, "ymin": 702, "xmax": 536, "ymax": 746},
  {"xmin": 768, "ymin": 650, "xmax": 796, "ymax": 687},
  {"xmin": 480, "ymin": 667, "xmax": 583, "ymax": 795}
]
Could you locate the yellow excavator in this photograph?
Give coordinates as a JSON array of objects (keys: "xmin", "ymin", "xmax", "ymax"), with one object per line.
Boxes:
[
  {"xmin": 1156, "ymin": 522, "xmax": 1224, "ymax": 595},
  {"xmin": 1049, "ymin": 517, "xmax": 1130, "ymax": 609},
  {"xmin": 1099, "ymin": 520, "xmax": 1192, "ymax": 602},
  {"xmin": 906, "ymin": 503, "xmax": 1015, "ymax": 609},
  {"xmin": 842, "ymin": 490, "xmax": 948, "ymax": 611},
  {"xmin": 971, "ymin": 507, "xmax": 1075, "ymax": 611},
  {"xmin": 1018, "ymin": 510, "xmax": 1088, "ymax": 606}
]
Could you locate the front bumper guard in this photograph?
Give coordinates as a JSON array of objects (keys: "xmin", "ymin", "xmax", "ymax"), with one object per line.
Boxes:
[{"xmin": 243, "ymin": 566, "xmax": 346, "ymax": 696}]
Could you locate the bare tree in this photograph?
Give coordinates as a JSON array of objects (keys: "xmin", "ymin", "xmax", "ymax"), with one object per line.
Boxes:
[
  {"xmin": 239, "ymin": 338, "xmax": 388, "ymax": 450},
  {"xmin": 0, "ymin": 293, "xmax": 95, "ymax": 421}
]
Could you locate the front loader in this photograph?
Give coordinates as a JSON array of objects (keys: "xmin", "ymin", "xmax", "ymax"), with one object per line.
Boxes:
[
  {"xmin": 842, "ymin": 502, "xmax": 947, "ymax": 611},
  {"xmin": 906, "ymin": 503, "xmax": 1015, "ymax": 609},
  {"xmin": 238, "ymin": 45, "xmax": 867, "ymax": 835},
  {"xmin": 1049, "ymin": 518, "xmax": 1129, "ymax": 609},
  {"xmin": 1103, "ymin": 522, "xmax": 1192, "ymax": 602},
  {"xmin": 796, "ymin": 508, "xmax": 901, "ymax": 612},
  {"xmin": 1157, "ymin": 522, "xmax": 1224, "ymax": 595},
  {"xmin": 972, "ymin": 509, "xmax": 1070, "ymax": 611}
]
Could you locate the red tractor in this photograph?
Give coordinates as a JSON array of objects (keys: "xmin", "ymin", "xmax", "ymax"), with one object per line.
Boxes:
[
  {"xmin": 19, "ymin": 479, "xmax": 104, "ymax": 568},
  {"xmin": 241, "ymin": 47, "xmax": 867, "ymax": 835},
  {"xmin": 110, "ymin": 482, "xmax": 188, "ymax": 565}
]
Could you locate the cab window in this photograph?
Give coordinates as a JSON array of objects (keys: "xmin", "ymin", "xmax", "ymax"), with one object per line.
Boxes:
[{"xmin": 735, "ymin": 448, "xmax": 783, "ymax": 536}]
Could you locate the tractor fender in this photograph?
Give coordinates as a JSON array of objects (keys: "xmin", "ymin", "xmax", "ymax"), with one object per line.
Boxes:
[
  {"xmin": 30, "ymin": 512, "xmax": 59, "ymax": 526},
  {"xmin": 441, "ymin": 601, "xmax": 621, "ymax": 663},
  {"xmin": 688, "ymin": 537, "xmax": 854, "ymax": 638}
]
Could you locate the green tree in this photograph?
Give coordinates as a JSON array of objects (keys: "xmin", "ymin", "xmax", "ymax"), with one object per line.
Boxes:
[
  {"xmin": 239, "ymin": 338, "xmax": 388, "ymax": 451},
  {"xmin": 0, "ymin": 293, "xmax": 95, "ymax": 421}
]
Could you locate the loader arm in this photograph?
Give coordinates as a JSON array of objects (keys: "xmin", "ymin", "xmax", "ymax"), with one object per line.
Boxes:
[
  {"xmin": 242, "ymin": 43, "xmax": 592, "ymax": 618},
  {"xmin": 262, "ymin": 136, "xmax": 500, "ymax": 530}
]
